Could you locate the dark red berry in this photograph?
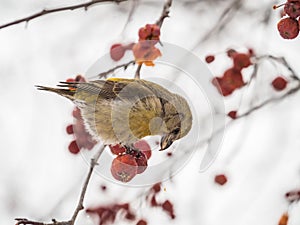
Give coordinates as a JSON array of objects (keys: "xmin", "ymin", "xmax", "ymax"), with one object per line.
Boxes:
[
  {"xmin": 162, "ymin": 200, "xmax": 175, "ymax": 219},
  {"xmin": 111, "ymin": 155, "xmax": 138, "ymax": 182},
  {"xmin": 66, "ymin": 124, "xmax": 74, "ymax": 134},
  {"xmin": 136, "ymin": 219, "xmax": 147, "ymax": 225},
  {"xmin": 134, "ymin": 140, "xmax": 152, "ymax": 159},
  {"xmin": 205, "ymin": 55, "xmax": 215, "ymax": 63},
  {"xmin": 228, "ymin": 111, "xmax": 237, "ymax": 119},
  {"xmin": 215, "ymin": 174, "xmax": 227, "ymax": 185},
  {"xmin": 68, "ymin": 140, "xmax": 80, "ymax": 154},
  {"xmin": 152, "ymin": 183, "xmax": 161, "ymax": 193},
  {"xmin": 135, "ymin": 152, "xmax": 148, "ymax": 174},
  {"xmin": 109, "ymin": 144, "xmax": 126, "ymax": 155},
  {"xmin": 233, "ymin": 53, "xmax": 251, "ymax": 70},
  {"xmin": 272, "ymin": 76, "xmax": 288, "ymax": 91},
  {"xmin": 277, "ymin": 17, "xmax": 299, "ymax": 39},
  {"xmin": 284, "ymin": 2, "xmax": 300, "ymax": 18}
]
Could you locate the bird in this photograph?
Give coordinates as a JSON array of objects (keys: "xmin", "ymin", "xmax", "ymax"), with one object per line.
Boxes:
[{"xmin": 36, "ymin": 78, "xmax": 192, "ymax": 151}]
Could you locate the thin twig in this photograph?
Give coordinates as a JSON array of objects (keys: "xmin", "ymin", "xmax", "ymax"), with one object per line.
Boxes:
[
  {"xmin": 156, "ymin": 0, "xmax": 172, "ymax": 28},
  {"xmin": 256, "ymin": 55, "xmax": 300, "ymax": 81},
  {"xmin": 134, "ymin": 64, "xmax": 142, "ymax": 79},
  {"xmin": 15, "ymin": 145, "xmax": 106, "ymax": 225},
  {"xmin": 96, "ymin": 60, "xmax": 135, "ymax": 79},
  {"xmin": 70, "ymin": 146, "xmax": 105, "ymax": 223},
  {"xmin": 0, "ymin": 0, "xmax": 127, "ymax": 30}
]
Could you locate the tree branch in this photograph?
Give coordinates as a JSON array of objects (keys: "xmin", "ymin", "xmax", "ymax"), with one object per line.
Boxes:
[
  {"xmin": 156, "ymin": 0, "xmax": 172, "ymax": 28},
  {"xmin": 0, "ymin": 0, "xmax": 127, "ymax": 30},
  {"xmin": 15, "ymin": 145, "xmax": 106, "ymax": 225},
  {"xmin": 96, "ymin": 60, "xmax": 135, "ymax": 79}
]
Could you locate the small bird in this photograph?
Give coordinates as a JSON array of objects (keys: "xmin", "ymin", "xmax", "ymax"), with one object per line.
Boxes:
[{"xmin": 36, "ymin": 78, "xmax": 192, "ymax": 151}]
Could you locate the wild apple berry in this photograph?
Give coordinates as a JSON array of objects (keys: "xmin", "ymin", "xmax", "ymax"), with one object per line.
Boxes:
[
  {"xmin": 109, "ymin": 144, "xmax": 126, "ymax": 155},
  {"xmin": 134, "ymin": 152, "xmax": 148, "ymax": 174},
  {"xmin": 228, "ymin": 111, "xmax": 237, "ymax": 119},
  {"xmin": 232, "ymin": 53, "xmax": 251, "ymax": 70},
  {"xmin": 205, "ymin": 55, "xmax": 215, "ymax": 63},
  {"xmin": 136, "ymin": 219, "xmax": 147, "ymax": 225},
  {"xmin": 68, "ymin": 140, "xmax": 80, "ymax": 154},
  {"xmin": 111, "ymin": 155, "xmax": 138, "ymax": 182},
  {"xmin": 284, "ymin": 2, "xmax": 300, "ymax": 18},
  {"xmin": 66, "ymin": 124, "xmax": 74, "ymax": 134},
  {"xmin": 110, "ymin": 44, "xmax": 125, "ymax": 61},
  {"xmin": 272, "ymin": 76, "xmax": 288, "ymax": 91},
  {"xmin": 214, "ymin": 174, "xmax": 228, "ymax": 185},
  {"xmin": 277, "ymin": 17, "xmax": 299, "ymax": 39},
  {"xmin": 134, "ymin": 140, "xmax": 152, "ymax": 159}
]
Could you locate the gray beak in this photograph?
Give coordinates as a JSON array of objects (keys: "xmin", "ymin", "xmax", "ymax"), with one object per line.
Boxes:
[{"xmin": 160, "ymin": 134, "xmax": 174, "ymax": 151}]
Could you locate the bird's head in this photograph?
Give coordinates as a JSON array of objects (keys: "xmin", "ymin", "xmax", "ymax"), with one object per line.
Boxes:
[{"xmin": 160, "ymin": 94, "xmax": 192, "ymax": 151}]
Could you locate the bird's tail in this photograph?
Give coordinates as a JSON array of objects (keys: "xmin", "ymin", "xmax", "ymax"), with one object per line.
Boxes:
[{"xmin": 36, "ymin": 82, "xmax": 78, "ymax": 101}]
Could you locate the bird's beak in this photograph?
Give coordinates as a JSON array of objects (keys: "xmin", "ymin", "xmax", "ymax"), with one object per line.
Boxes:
[{"xmin": 160, "ymin": 134, "xmax": 174, "ymax": 151}]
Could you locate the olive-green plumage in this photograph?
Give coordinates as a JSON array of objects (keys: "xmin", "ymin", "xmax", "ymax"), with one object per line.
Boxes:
[{"xmin": 37, "ymin": 78, "xmax": 192, "ymax": 150}]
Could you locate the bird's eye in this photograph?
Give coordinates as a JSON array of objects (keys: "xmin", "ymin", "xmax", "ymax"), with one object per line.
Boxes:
[{"xmin": 173, "ymin": 128, "xmax": 180, "ymax": 135}]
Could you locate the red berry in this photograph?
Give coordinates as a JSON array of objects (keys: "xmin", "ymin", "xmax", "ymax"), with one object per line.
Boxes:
[
  {"xmin": 66, "ymin": 124, "xmax": 74, "ymax": 134},
  {"xmin": 136, "ymin": 219, "xmax": 147, "ymax": 225},
  {"xmin": 68, "ymin": 140, "xmax": 80, "ymax": 154},
  {"xmin": 214, "ymin": 174, "xmax": 227, "ymax": 185},
  {"xmin": 134, "ymin": 140, "xmax": 152, "ymax": 159},
  {"xmin": 205, "ymin": 55, "xmax": 215, "ymax": 63},
  {"xmin": 152, "ymin": 183, "xmax": 161, "ymax": 193},
  {"xmin": 138, "ymin": 24, "xmax": 160, "ymax": 43},
  {"xmin": 232, "ymin": 53, "xmax": 251, "ymax": 70},
  {"xmin": 284, "ymin": 2, "xmax": 300, "ymax": 18},
  {"xmin": 110, "ymin": 44, "xmax": 125, "ymax": 61},
  {"xmin": 66, "ymin": 78, "xmax": 75, "ymax": 83},
  {"xmin": 212, "ymin": 68, "xmax": 245, "ymax": 96},
  {"xmin": 228, "ymin": 111, "xmax": 237, "ymax": 119},
  {"xmin": 135, "ymin": 152, "xmax": 148, "ymax": 174},
  {"xmin": 272, "ymin": 76, "xmax": 288, "ymax": 91},
  {"xmin": 109, "ymin": 144, "xmax": 126, "ymax": 155},
  {"xmin": 277, "ymin": 17, "xmax": 299, "ymax": 39},
  {"xmin": 162, "ymin": 200, "xmax": 175, "ymax": 219},
  {"xmin": 111, "ymin": 155, "xmax": 138, "ymax": 182}
]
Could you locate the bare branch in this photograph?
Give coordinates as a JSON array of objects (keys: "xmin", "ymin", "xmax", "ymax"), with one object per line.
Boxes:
[
  {"xmin": 135, "ymin": 64, "xmax": 142, "ymax": 79},
  {"xmin": 256, "ymin": 55, "xmax": 300, "ymax": 81},
  {"xmin": 156, "ymin": 0, "xmax": 173, "ymax": 28},
  {"xmin": 15, "ymin": 145, "xmax": 106, "ymax": 225},
  {"xmin": 70, "ymin": 146, "xmax": 105, "ymax": 222},
  {"xmin": 96, "ymin": 60, "xmax": 135, "ymax": 79},
  {"xmin": 0, "ymin": 0, "xmax": 127, "ymax": 30}
]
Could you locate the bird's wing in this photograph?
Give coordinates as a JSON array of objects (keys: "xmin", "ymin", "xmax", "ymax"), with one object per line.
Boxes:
[{"xmin": 76, "ymin": 79, "xmax": 156, "ymax": 101}]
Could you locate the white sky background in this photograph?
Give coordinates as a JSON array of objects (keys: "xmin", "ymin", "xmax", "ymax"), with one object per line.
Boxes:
[{"xmin": 1, "ymin": 0, "xmax": 300, "ymax": 224}]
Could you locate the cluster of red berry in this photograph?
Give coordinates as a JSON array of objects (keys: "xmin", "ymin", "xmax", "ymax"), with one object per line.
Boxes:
[
  {"xmin": 65, "ymin": 75, "xmax": 97, "ymax": 154},
  {"xmin": 207, "ymin": 49, "xmax": 252, "ymax": 97},
  {"xmin": 206, "ymin": 49, "xmax": 289, "ymax": 120},
  {"xmin": 274, "ymin": 0, "xmax": 300, "ymax": 39},
  {"xmin": 86, "ymin": 203, "xmax": 137, "ymax": 225},
  {"xmin": 110, "ymin": 24, "xmax": 161, "ymax": 66},
  {"xmin": 109, "ymin": 140, "xmax": 152, "ymax": 183},
  {"xmin": 146, "ymin": 183, "xmax": 176, "ymax": 219}
]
